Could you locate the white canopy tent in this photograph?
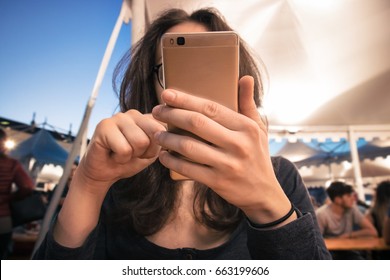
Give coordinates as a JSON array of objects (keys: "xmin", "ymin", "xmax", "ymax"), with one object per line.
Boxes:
[
  {"xmin": 128, "ymin": 0, "xmax": 390, "ymax": 196},
  {"xmin": 130, "ymin": 0, "xmax": 390, "ymax": 125},
  {"xmin": 35, "ymin": 0, "xmax": 390, "ymax": 254}
]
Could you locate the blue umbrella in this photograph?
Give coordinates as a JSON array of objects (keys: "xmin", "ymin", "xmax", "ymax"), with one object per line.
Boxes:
[
  {"xmin": 10, "ymin": 129, "xmax": 68, "ymax": 166},
  {"xmin": 271, "ymin": 138, "xmax": 390, "ymax": 168}
]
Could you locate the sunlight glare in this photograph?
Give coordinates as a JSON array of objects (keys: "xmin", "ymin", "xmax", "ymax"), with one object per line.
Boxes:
[{"xmin": 5, "ymin": 140, "xmax": 15, "ymax": 150}]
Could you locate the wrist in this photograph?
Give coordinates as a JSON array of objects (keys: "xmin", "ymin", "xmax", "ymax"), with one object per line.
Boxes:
[
  {"xmin": 247, "ymin": 202, "xmax": 297, "ymax": 229},
  {"xmin": 72, "ymin": 168, "xmax": 113, "ymax": 197},
  {"xmin": 243, "ymin": 182, "xmax": 292, "ymax": 223}
]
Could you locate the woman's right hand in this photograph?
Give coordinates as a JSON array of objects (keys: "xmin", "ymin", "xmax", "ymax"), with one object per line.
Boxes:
[
  {"xmin": 54, "ymin": 110, "xmax": 166, "ymax": 247},
  {"xmin": 76, "ymin": 110, "xmax": 167, "ymax": 194}
]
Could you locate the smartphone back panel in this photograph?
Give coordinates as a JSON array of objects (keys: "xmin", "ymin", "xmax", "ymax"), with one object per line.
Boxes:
[
  {"xmin": 161, "ymin": 31, "xmax": 239, "ymax": 111},
  {"xmin": 161, "ymin": 32, "xmax": 239, "ymax": 180}
]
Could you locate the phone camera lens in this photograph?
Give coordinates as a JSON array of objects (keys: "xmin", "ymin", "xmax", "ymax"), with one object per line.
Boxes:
[{"xmin": 177, "ymin": 37, "xmax": 185, "ymax": 45}]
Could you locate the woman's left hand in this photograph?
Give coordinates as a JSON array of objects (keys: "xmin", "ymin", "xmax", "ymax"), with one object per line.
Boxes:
[{"xmin": 152, "ymin": 76, "xmax": 294, "ymax": 225}]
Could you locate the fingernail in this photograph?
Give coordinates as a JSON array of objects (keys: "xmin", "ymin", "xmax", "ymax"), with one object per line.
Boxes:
[
  {"xmin": 154, "ymin": 131, "xmax": 162, "ymax": 142},
  {"xmin": 162, "ymin": 90, "xmax": 175, "ymax": 102},
  {"xmin": 152, "ymin": 105, "xmax": 163, "ymax": 118}
]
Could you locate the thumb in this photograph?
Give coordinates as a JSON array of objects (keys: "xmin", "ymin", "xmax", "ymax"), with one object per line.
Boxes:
[{"xmin": 238, "ymin": 76, "xmax": 263, "ymax": 126}]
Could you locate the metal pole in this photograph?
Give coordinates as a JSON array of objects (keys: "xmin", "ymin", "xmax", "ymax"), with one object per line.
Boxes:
[
  {"xmin": 32, "ymin": 1, "xmax": 131, "ymax": 257},
  {"xmin": 128, "ymin": 0, "xmax": 146, "ymax": 45},
  {"xmin": 348, "ymin": 127, "xmax": 365, "ymax": 201}
]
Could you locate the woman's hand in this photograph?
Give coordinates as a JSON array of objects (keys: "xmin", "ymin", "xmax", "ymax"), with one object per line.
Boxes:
[
  {"xmin": 152, "ymin": 76, "xmax": 295, "ymax": 225},
  {"xmin": 54, "ymin": 110, "xmax": 166, "ymax": 247},
  {"xmin": 76, "ymin": 110, "xmax": 166, "ymax": 194}
]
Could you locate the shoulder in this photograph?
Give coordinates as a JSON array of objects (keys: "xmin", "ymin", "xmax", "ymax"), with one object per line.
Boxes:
[
  {"xmin": 0, "ymin": 155, "xmax": 18, "ymax": 171},
  {"xmin": 0, "ymin": 155, "xmax": 17, "ymax": 164},
  {"xmin": 270, "ymin": 156, "xmax": 316, "ymax": 213},
  {"xmin": 316, "ymin": 204, "xmax": 330, "ymax": 216},
  {"xmin": 271, "ymin": 156, "xmax": 297, "ymax": 173},
  {"xmin": 315, "ymin": 205, "xmax": 334, "ymax": 226},
  {"xmin": 271, "ymin": 156, "xmax": 303, "ymax": 194},
  {"xmin": 351, "ymin": 205, "xmax": 365, "ymax": 218},
  {"xmin": 271, "ymin": 156, "xmax": 300, "ymax": 183}
]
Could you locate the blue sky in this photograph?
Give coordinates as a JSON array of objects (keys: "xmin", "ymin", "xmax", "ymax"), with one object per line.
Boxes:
[{"xmin": 0, "ymin": 0, "xmax": 131, "ymax": 137}]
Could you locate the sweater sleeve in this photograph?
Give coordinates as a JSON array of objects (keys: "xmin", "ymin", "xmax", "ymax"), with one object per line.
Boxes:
[
  {"xmin": 32, "ymin": 220, "xmax": 102, "ymax": 260},
  {"xmin": 247, "ymin": 157, "xmax": 332, "ymax": 259},
  {"xmin": 32, "ymin": 188, "xmax": 115, "ymax": 260}
]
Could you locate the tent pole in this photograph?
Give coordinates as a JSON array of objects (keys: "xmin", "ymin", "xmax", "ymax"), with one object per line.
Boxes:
[
  {"xmin": 348, "ymin": 127, "xmax": 365, "ymax": 201},
  {"xmin": 31, "ymin": 1, "xmax": 131, "ymax": 257},
  {"xmin": 328, "ymin": 163, "xmax": 334, "ymax": 181},
  {"xmin": 128, "ymin": 0, "xmax": 146, "ymax": 45}
]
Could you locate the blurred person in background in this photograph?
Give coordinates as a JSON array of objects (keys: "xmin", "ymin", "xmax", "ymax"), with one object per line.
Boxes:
[
  {"xmin": 366, "ymin": 180, "xmax": 390, "ymax": 259},
  {"xmin": 316, "ymin": 181, "xmax": 377, "ymax": 259},
  {"xmin": 384, "ymin": 210, "xmax": 390, "ymax": 245},
  {"xmin": 0, "ymin": 128, "xmax": 34, "ymax": 259}
]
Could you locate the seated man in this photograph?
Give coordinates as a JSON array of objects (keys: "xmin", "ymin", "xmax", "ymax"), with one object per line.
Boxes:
[{"xmin": 316, "ymin": 181, "xmax": 377, "ymax": 259}]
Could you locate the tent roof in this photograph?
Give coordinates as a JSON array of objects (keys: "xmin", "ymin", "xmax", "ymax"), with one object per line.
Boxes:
[
  {"xmin": 133, "ymin": 0, "xmax": 390, "ymax": 130},
  {"xmin": 270, "ymin": 138, "xmax": 390, "ymax": 168},
  {"xmin": 273, "ymin": 140, "xmax": 322, "ymax": 162},
  {"xmin": 0, "ymin": 116, "xmax": 75, "ymax": 148},
  {"xmin": 10, "ymin": 129, "xmax": 69, "ymax": 166},
  {"xmin": 343, "ymin": 161, "xmax": 390, "ymax": 178}
]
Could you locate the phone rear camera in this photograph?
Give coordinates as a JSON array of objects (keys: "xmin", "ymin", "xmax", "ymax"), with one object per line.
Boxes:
[{"xmin": 177, "ymin": 37, "xmax": 185, "ymax": 45}]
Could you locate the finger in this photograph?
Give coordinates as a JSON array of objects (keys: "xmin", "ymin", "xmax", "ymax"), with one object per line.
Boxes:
[
  {"xmin": 95, "ymin": 119, "xmax": 134, "ymax": 164},
  {"xmin": 113, "ymin": 112, "xmax": 153, "ymax": 159},
  {"xmin": 238, "ymin": 76, "xmax": 265, "ymax": 130},
  {"xmin": 158, "ymin": 89, "xmax": 249, "ymax": 131},
  {"xmin": 144, "ymin": 113, "xmax": 168, "ymax": 129},
  {"xmin": 154, "ymin": 131, "xmax": 224, "ymax": 166},
  {"xmin": 110, "ymin": 111, "xmax": 165, "ymax": 160},
  {"xmin": 158, "ymin": 150, "xmax": 216, "ymax": 183},
  {"xmin": 135, "ymin": 113, "xmax": 167, "ymax": 139},
  {"xmin": 152, "ymin": 105, "xmax": 232, "ymax": 147},
  {"xmin": 131, "ymin": 113, "xmax": 166, "ymax": 158}
]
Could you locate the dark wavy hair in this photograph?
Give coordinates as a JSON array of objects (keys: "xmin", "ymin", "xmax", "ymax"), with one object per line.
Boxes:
[
  {"xmin": 326, "ymin": 181, "xmax": 354, "ymax": 201},
  {"xmin": 110, "ymin": 8, "xmax": 264, "ymax": 236},
  {"xmin": 369, "ymin": 180, "xmax": 390, "ymax": 236}
]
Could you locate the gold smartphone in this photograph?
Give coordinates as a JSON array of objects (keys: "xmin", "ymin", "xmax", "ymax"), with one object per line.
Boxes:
[{"xmin": 161, "ymin": 31, "xmax": 239, "ymax": 180}]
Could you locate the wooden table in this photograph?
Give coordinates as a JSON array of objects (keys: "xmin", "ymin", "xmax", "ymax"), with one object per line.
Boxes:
[
  {"xmin": 11, "ymin": 232, "xmax": 38, "ymax": 259},
  {"xmin": 325, "ymin": 237, "xmax": 390, "ymax": 251},
  {"xmin": 13, "ymin": 232, "xmax": 38, "ymax": 243}
]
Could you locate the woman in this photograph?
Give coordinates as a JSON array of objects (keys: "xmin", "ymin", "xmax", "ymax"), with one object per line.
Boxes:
[
  {"xmin": 33, "ymin": 8, "xmax": 330, "ymax": 259},
  {"xmin": 0, "ymin": 128, "xmax": 34, "ymax": 259},
  {"xmin": 366, "ymin": 180, "xmax": 390, "ymax": 259}
]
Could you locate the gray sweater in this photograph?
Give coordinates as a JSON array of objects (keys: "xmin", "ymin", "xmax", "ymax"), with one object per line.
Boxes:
[{"xmin": 33, "ymin": 157, "xmax": 331, "ymax": 259}]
